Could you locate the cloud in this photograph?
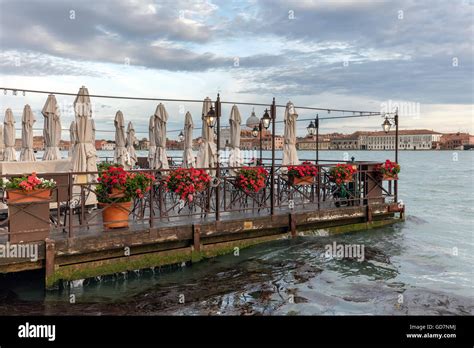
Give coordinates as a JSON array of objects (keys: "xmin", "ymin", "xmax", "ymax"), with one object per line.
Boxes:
[{"xmin": 0, "ymin": 0, "xmax": 472, "ymax": 134}]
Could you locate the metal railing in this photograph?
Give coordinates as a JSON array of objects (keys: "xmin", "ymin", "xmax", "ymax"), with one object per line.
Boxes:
[{"xmin": 0, "ymin": 160, "xmax": 396, "ymax": 241}]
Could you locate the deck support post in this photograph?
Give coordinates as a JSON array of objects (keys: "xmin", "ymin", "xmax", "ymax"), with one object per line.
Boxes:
[
  {"xmin": 45, "ymin": 238, "xmax": 56, "ymax": 288},
  {"xmin": 192, "ymin": 224, "xmax": 202, "ymax": 262},
  {"xmin": 366, "ymin": 205, "xmax": 372, "ymax": 223},
  {"xmin": 193, "ymin": 224, "xmax": 201, "ymax": 252},
  {"xmin": 289, "ymin": 213, "xmax": 297, "ymax": 237}
]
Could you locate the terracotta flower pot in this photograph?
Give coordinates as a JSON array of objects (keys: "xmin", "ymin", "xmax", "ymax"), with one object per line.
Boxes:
[
  {"xmin": 382, "ymin": 174, "xmax": 398, "ymax": 181},
  {"xmin": 6, "ymin": 188, "xmax": 52, "ymax": 203},
  {"xmin": 99, "ymin": 201, "xmax": 132, "ymax": 229},
  {"xmin": 289, "ymin": 175, "xmax": 314, "ymax": 186}
]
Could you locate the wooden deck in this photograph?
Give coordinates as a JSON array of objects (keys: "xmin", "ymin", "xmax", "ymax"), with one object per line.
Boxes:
[{"xmin": 0, "ymin": 161, "xmax": 404, "ymax": 288}]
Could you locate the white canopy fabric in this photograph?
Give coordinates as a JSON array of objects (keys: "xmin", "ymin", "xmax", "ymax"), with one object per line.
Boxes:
[
  {"xmin": 42, "ymin": 94, "xmax": 62, "ymax": 160},
  {"xmin": 3, "ymin": 109, "xmax": 15, "ymax": 162},
  {"xmin": 148, "ymin": 115, "xmax": 156, "ymax": 169},
  {"xmin": 281, "ymin": 101, "xmax": 300, "ymax": 169},
  {"xmin": 72, "ymin": 86, "xmax": 98, "ymax": 175},
  {"xmin": 114, "ymin": 111, "xmax": 130, "ymax": 169},
  {"xmin": 228, "ymin": 105, "xmax": 243, "ymax": 174},
  {"xmin": 20, "ymin": 104, "xmax": 36, "ymax": 162},
  {"xmin": 126, "ymin": 121, "xmax": 137, "ymax": 168},
  {"xmin": 196, "ymin": 97, "xmax": 217, "ymax": 172},
  {"xmin": 153, "ymin": 103, "xmax": 169, "ymax": 170},
  {"xmin": 182, "ymin": 111, "xmax": 194, "ymax": 168},
  {"xmin": 0, "ymin": 124, "xmax": 4, "ymax": 161},
  {"xmin": 68, "ymin": 120, "xmax": 76, "ymax": 158}
]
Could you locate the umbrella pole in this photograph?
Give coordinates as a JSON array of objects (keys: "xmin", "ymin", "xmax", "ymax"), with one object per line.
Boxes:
[
  {"xmin": 270, "ymin": 97, "xmax": 276, "ymax": 216},
  {"xmin": 215, "ymin": 94, "xmax": 221, "ymax": 221}
]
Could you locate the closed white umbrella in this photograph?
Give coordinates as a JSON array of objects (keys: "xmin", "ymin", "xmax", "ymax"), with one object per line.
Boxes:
[
  {"xmin": 0, "ymin": 124, "xmax": 4, "ymax": 161},
  {"xmin": 20, "ymin": 104, "xmax": 36, "ymax": 162},
  {"xmin": 3, "ymin": 109, "xmax": 16, "ymax": 161},
  {"xmin": 182, "ymin": 111, "xmax": 194, "ymax": 168},
  {"xmin": 153, "ymin": 103, "xmax": 169, "ymax": 170},
  {"xmin": 228, "ymin": 105, "xmax": 243, "ymax": 174},
  {"xmin": 113, "ymin": 111, "xmax": 130, "ymax": 168},
  {"xmin": 148, "ymin": 115, "xmax": 156, "ymax": 169},
  {"xmin": 196, "ymin": 97, "xmax": 217, "ymax": 172},
  {"xmin": 42, "ymin": 94, "xmax": 62, "ymax": 160},
  {"xmin": 282, "ymin": 101, "xmax": 300, "ymax": 168},
  {"xmin": 126, "ymin": 121, "xmax": 137, "ymax": 168},
  {"xmin": 68, "ymin": 120, "xmax": 76, "ymax": 158},
  {"xmin": 72, "ymin": 86, "xmax": 98, "ymax": 175}
]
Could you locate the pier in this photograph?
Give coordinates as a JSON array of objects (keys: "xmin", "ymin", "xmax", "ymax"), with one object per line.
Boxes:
[{"xmin": 0, "ymin": 91, "xmax": 404, "ymax": 289}]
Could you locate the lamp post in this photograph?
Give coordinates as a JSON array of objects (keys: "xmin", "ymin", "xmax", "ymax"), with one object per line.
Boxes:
[
  {"xmin": 178, "ymin": 130, "xmax": 184, "ymax": 152},
  {"xmin": 381, "ymin": 108, "xmax": 399, "ymax": 202},
  {"xmin": 251, "ymin": 109, "xmax": 272, "ymax": 164},
  {"xmin": 204, "ymin": 106, "xmax": 217, "ymax": 129},
  {"xmin": 307, "ymin": 114, "xmax": 319, "ymax": 164},
  {"xmin": 270, "ymin": 98, "xmax": 276, "ymax": 216}
]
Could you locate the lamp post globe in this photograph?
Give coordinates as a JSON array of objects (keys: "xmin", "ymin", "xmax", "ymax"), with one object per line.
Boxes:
[
  {"xmin": 307, "ymin": 121, "xmax": 316, "ymax": 136},
  {"xmin": 382, "ymin": 117, "xmax": 392, "ymax": 133},
  {"xmin": 261, "ymin": 109, "xmax": 271, "ymax": 130}
]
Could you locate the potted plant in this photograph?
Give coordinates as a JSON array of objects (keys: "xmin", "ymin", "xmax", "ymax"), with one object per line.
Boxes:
[
  {"xmin": 287, "ymin": 161, "xmax": 318, "ymax": 185},
  {"xmin": 375, "ymin": 160, "xmax": 400, "ymax": 180},
  {"xmin": 2, "ymin": 172, "xmax": 56, "ymax": 203},
  {"xmin": 96, "ymin": 166, "xmax": 154, "ymax": 228},
  {"xmin": 164, "ymin": 167, "xmax": 211, "ymax": 202},
  {"xmin": 236, "ymin": 166, "xmax": 268, "ymax": 193},
  {"xmin": 1, "ymin": 173, "xmax": 56, "ymax": 242},
  {"xmin": 329, "ymin": 164, "xmax": 357, "ymax": 185}
]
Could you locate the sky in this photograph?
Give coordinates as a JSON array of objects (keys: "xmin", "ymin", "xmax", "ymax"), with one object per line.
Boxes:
[{"xmin": 0, "ymin": 0, "xmax": 473, "ymax": 140}]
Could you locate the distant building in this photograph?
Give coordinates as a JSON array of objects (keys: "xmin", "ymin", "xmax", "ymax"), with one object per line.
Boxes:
[
  {"xmin": 95, "ymin": 140, "xmax": 107, "ymax": 151},
  {"xmin": 439, "ymin": 132, "xmax": 474, "ymax": 150},
  {"xmin": 14, "ymin": 136, "xmax": 44, "ymax": 151},
  {"xmin": 330, "ymin": 134, "xmax": 360, "ymax": 150},
  {"xmin": 59, "ymin": 140, "xmax": 71, "ymax": 150},
  {"xmin": 367, "ymin": 130, "xmax": 442, "ymax": 150},
  {"xmin": 102, "ymin": 141, "xmax": 115, "ymax": 151},
  {"xmin": 220, "ymin": 128, "xmax": 231, "ymax": 149},
  {"xmin": 297, "ymin": 135, "xmax": 331, "ymax": 150},
  {"xmin": 166, "ymin": 139, "xmax": 181, "ymax": 150},
  {"xmin": 138, "ymin": 138, "xmax": 150, "ymax": 150}
]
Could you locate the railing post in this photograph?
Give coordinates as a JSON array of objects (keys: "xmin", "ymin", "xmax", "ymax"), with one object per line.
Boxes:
[
  {"xmin": 149, "ymin": 170, "xmax": 155, "ymax": 228},
  {"xmin": 317, "ymin": 165, "xmax": 321, "ymax": 211},
  {"xmin": 68, "ymin": 172, "xmax": 73, "ymax": 239},
  {"xmin": 316, "ymin": 115, "xmax": 319, "ymax": 164},
  {"xmin": 215, "ymin": 93, "xmax": 221, "ymax": 221},
  {"xmin": 270, "ymin": 97, "xmax": 276, "ymax": 216},
  {"xmin": 394, "ymin": 111, "xmax": 399, "ymax": 203}
]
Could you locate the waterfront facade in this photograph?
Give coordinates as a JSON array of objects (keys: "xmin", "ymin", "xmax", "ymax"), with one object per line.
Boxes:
[
  {"xmin": 330, "ymin": 130, "xmax": 442, "ymax": 150},
  {"xmin": 296, "ymin": 136, "xmax": 331, "ymax": 150},
  {"xmin": 439, "ymin": 132, "xmax": 474, "ymax": 150},
  {"xmin": 367, "ymin": 130, "xmax": 442, "ymax": 150}
]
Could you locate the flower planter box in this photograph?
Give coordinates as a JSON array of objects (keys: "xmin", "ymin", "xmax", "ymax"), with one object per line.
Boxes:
[
  {"xmin": 99, "ymin": 201, "xmax": 132, "ymax": 229},
  {"xmin": 289, "ymin": 175, "xmax": 314, "ymax": 186},
  {"xmin": 6, "ymin": 189, "xmax": 52, "ymax": 243},
  {"xmin": 6, "ymin": 188, "xmax": 52, "ymax": 203}
]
